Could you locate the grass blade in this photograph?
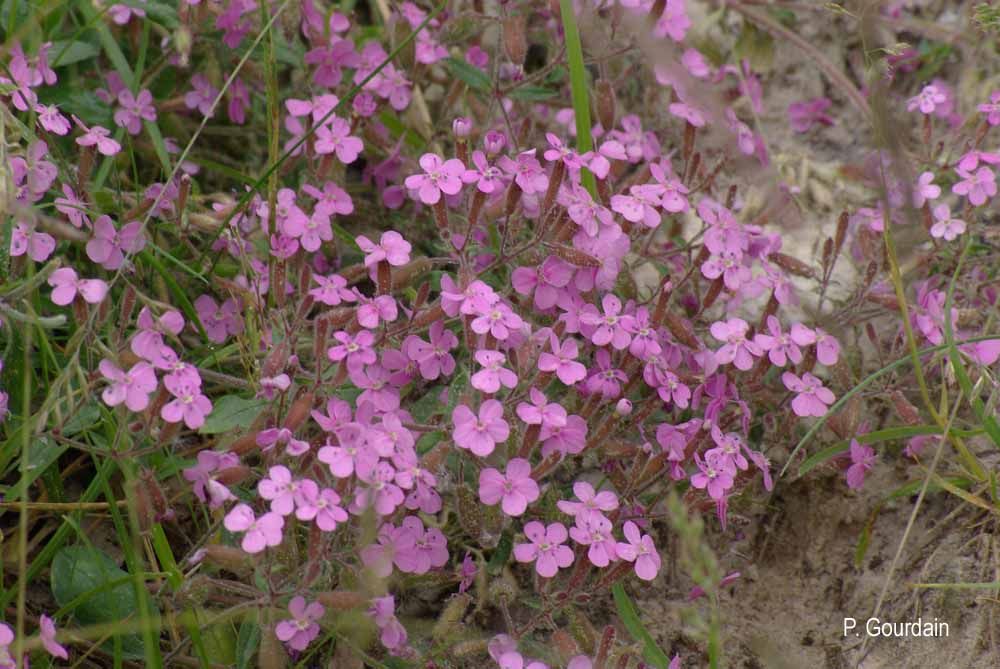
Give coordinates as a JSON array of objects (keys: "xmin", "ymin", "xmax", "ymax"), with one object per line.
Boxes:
[
  {"xmin": 612, "ymin": 583, "xmax": 672, "ymax": 669},
  {"xmin": 558, "ymin": 0, "xmax": 596, "ymax": 195}
]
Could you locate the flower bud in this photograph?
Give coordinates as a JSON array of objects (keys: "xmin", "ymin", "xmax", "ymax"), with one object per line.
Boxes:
[
  {"xmin": 283, "ymin": 391, "xmax": 314, "ymax": 431},
  {"xmin": 315, "ymin": 590, "xmax": 367, "ymax": 610},
  {"xmin": 595, "ymin": 78, "xmax": 616, "ymax": 131},
  {"xmin": 615, "ymin": 398, "xmax": 632, "ymax": 416},
  {"xmin": 216, "ymin": 465, "xmax": 251, "ymax": 486},
  {"xmin": 202, "ymin": 544, "xmax": 254, "ymax": 575},
  {"xmin": 484, "ymin": 130, "xmax": 506, "ymax": 156},
  {"xmin": 452, "ymin": 117, "xmax": 472, "ymax": 139},
  {"xmin": 502, "ymin": 15, "xmax": 527, "ymax": 66}
]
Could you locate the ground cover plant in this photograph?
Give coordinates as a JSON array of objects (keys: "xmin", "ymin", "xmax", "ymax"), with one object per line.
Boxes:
[{"xmin": 2, "ymin": 0, "xmax": 1000, "ymax": 666}]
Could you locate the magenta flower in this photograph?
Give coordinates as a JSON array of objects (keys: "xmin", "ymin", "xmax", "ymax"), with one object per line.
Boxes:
[
  {"xmin": 512, "ymin": 257, "xmax": 575, "ymax": 310},
  {"xmin": 404, "ymin": 153, "xmax": 466, "ymax": 205},
  {"xmin": 611, "ymin": 184, "xmax": 664, "ymax": 228},
  {"xmin": 479, "ymin": 458, "xmax": 539, "ymax": 516},
  {"xmin": 194, "ymin": 295, "xmax": 244, "ymax": 344},
  {"xmin": 295, "ymin": 480, "xmax": 348, "ymax": 531},
  {"xmin": 182, "ymin": 450, "xmax": 238, "ymax": 509},
  {"xmin": 327, "ymin": 330, "xmax": 377, "ymax": 369},
  {"xmin": 585, "ymin": 348, "xmax": 628, "ymax": 398},
  {"xmin": 305, "ymin": 38, "xmax": 358, "ymax": 87},
  {"xmin": 256, "ymin": 427, "xmax": 310, "ymax": 456},
  {"xmin": 37, "ymin": 103, "xmax": 70, "ymax": 135},
  {"xmin": 404, "ymin": 321, "xmax": 458, "ymax": 380},
  {"xmin": 185, "ymin": 74, "xmax": 218, "ymax": 116},
  {"xmin": 498, "ymin": 150, "xmax": 549, "ymax": 195},
  {"xmin": 513, "ymin": 521, "xmax": 574, "ymax": 577},
  {"xmin": 752, "ymin": 315, "xmax": 810, "ymax": 367},
  {"xmin": 48, "ymin": 268, "xmax": 109, "ymax": 306},
  {"xmin": 39, "ymin": 614, "xmax": 69, "ymax": 660},
  {"xmin": 787, "ymin": 97, "xmax": 834, "ymax": 133},
  {"xmin": 615, "ymin": 520, "xmax": 661, "ymax": 581},
  {"xmin": 461, "ymin": 150, "xmax": 505, "ymax": 194},
  {"xmin": 353, "ymin": 460, "xmax": 405, "ymax": 516},
  {"xmin": 782, "ymin": 371, "xmax": 835, "ymax": 418},
  {"xmin": 369, "ymin": 595, "xmax": 408, "ymax": 651},
  {"xmin": 356, "ymin": 230, "xmax": 412, "ymax": 268},
  {"xmin": 11, "ymin": 140, "xmax": 57, "ymax": 198},
  {"xmin": 356, "ymin": 293, "xmax": 399, "ymax": 328},
  {"xmin": 452, "ymin": 400, "xmax": 509, "ymax": 456},
  {"xmin": 929, "ymin": 204, "xmax": 966, "ymax": 241},
  {"xmin": 75, "ymin": 118, "xmax": 121, "ymax": 156},
  {"xmin": 317, "ymin": 426, "xmax": 373, "ymax": 478},
  {"xmin": 275, "ymin": 596, "xmax": 324, "ymax": 652},
  {"xmin": 710, "ymin": 318, "xmax": 762, "ymax": 371},
  {"xmin": 912, "ymin": 171, "xmax": 941, "ymax": 208},
  {"xmin": 55, "ymin": 184, "xmax": 90, "ymax": 228},
  {"xmin": 258, "ymin": 466, "xmax": 300, "ymax": 516},
  {"xmin": 114, "ymin": 89, "xmax": 157, "ymax": 135},
  {"xmin": 580, "ymin": 294, "xmax": 636, "ymax": 349},
  {"xmin": 471, "ymin": 301, "xmax": 524, "ymax": 341},
  {"xmin": 160, "ymin": 376, "xmax": 213, "ymax": 429},
  {"xmin": 86, "ymin": 215, "xmax": 146, "ymax": 270},
  {"xmin": 845, "ymin": 439, "xmax": 876, "ymax": 490},
  {"xmin": 396, "ymin": 516, "xmax": 449, "ymax": 574},
  {"xmin": 690, "ymin": 452, "xmax": 735, "ymax": 500},
  {"xmin": 471, "ymin": 350, "xmax": 518, "ymax": 394},
  {"xmin": 11, "ymin": 222, "xmax": 56, "ymax": 262},
  {"xmin": 701, "ymin": 250, "xmax": 752, "ymax": 291},
  {"xmin": 305, "ymin": 180, "xmax": 354, "ymax": 216},
  {"xmin": 557, "ymin": 481, "xmax": 619, "ymax": 519},
  {"xmin": 813, "ymin": 327, "xmax": 840, "ymax": 365},
  {"xmin": 99, "ymin": 359, "xmax": 157, "ymax": 412},
  {"xmin": 907, "ymin": 84, "xmax": 947, "ymax": 114},
  {"xmin": 979, "ymin": 91, "xmax": 1000, "ymax": 126},
  {"xmin": 569, "ymin": 512, "xmax": 617, "ymax": 567},
  {"xmin": 360, "ymin": 521, "xmax": 417, "ymax": 577},
  {"xmin": 540, "ymin": 414, "xmax": 588, "ymax": 458},
  {"xmin": 952, "ymin": 167, "xmax": 997, "ymax": 207},
  {"xmin": 223, "ymin": 503, "xmax": 285, "ymax": 553},
  {"xmin": 314, "ymin": 117, "xmax": 363, "ymax": 163},
  {"xmin": 516, "ymin": 388, "xmax": 568, "ymax": 429},
  {"xmin": 309, "ymin": 273, "xmax": 355, "ymax": 306}
]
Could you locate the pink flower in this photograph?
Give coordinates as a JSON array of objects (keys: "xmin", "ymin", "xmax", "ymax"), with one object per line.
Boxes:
[
  {"xmin": 256, "ymin": 427, "xmax": 310, "ymax": 456},
  {"xmin": 160, "ymin": 376, "xmax": 213, "ymax": 429},
  {"xmin": 305, "ymin": 180, "xmax": 354, "ymax": 216},
  {"xmin": 182, "ymin": 450, "xmax": 238, "ymax": 508},
  {"xmin": 701, "ymin": 251, "xmax": 752, "ymax": 291},
  {"xmin": 610, "ymin": 184, "xmax": 664, "ymax": 228},
  {"xmin": 912, "ymin": 171, "xmax": 941, "ymax": 208},
  {"xmin": 584, "ymin": 348, "xmax": 628, "ymax": 399},
  {"xmin": 353, "ymin": 460, "xmax": 405, "ymax": 516},
  {"xmin": 471, "ymin": 350, "xmax": 518, "ymax": 394},
  {"xmin": 11, "ymin": 140, "xmax": 57, "ymax": 197},
  {"xmin": 360, "ymin": 521, "xmax": 417, "ymax": 577},
  {"xmin": 39, "ymin": 614, "xmax": 68, "ymax": 660},
  {"xmin": 516, "ymin": 388, "xmax": 568, "ymax": 429},
  {"xmin": 668, "ymin": 102, "xmax": 706, "ymax": 127},
  {"xmin": 184, "ymin": 74, "xmax": 218, "ymax": 116},
  {"xmin": 690, "ymin": 452, "xmax": 734, "ymax": 500},
  {"xmin": 540, "ymin": 414, "xmax": 587, "ymax": 458},
  {"xmin": 569, "ymin": 512, "xmax": 618, "ymax": 567},
  {"xmin": 305, "ymin": 38, "xmax": 358, "ymax": 87},
  {"xmin": 37, "ymin": 103, "xmax": 70, "ymax": 135},
  {"xmin": 194, "ymin": 295, "xmax": 244, "ymax": 344},
  {"xmin": 907, "ymin": 84, "xmax": 947, "ymax": 114},
  {"xmin": 580, "ymin": 294, "xmax": 636, "ymax": 349},
  {"xmin": 461, "ymin": 150, "xmax": 506, "ymax": 194},
  {"xmin": 404, "ymin": 153, "xmax": 466, "ymax": 204},
  {"xmin": 783, "ymin": 371, "xmax": 835, "ymax": 417},
  {"xmin": 369, "ymin": 595, "xmax": 408, "ymax": 651},
  {"xmin": 356, "ymin": 230, "xmax": 412, "ymax": 268},
  {"xmin": 556, "ymin": 481, "xmax": 619, "ymax": 519},
  {"xmin": 275, "ymin": 596, "xmax": 324, "ymax": 651},
  {"xmin": 752, "ymin": 315, "xmax": 811, "ymax": 367},
  {"xmin": 787, "ymin": 97, "xmax": 834, "ymax": 133},
  {"xmin": 11, "ymin": 222, "xmax": 56, "ymax": 262},
  {"xmin": 471, "ymin": 301, "xmax": 524, "ymax": 341},
  {"xmin": 615, "ymin": 520, "xmax": 661, "ymax": 580},
  {"xmin": 845, "ymin": 439, "xmax": 876, "ymax": 489},
  {"xmin": 404, "ymin": 321, "xmax": 458, "ymax": 380},
  {"xmin": 99, "ymin": 359, "xmax": 157, "ymax": 411},
  {"xmin": 295, "ymin": 481, "xmax": 349, "ymax": 531},
  {"xmin": 74, "ymin": 117, "xmax": 122, "ymax": 156},
  {"xmin": 114, "ymin": 89, "xmax": 157, "ymax": 135},
  {"xmin": 327, "ymin": 330, "xmax": 377, "ymax": 369},
  {"xmin": 258, "ymin": 465, "xmax": 300, "ymax": 516},
  {"xmin": 395, "ymin": 516, "xmax": 449, "ymax": 574},
  {"xmin": 314, "ymin": 117, "xmax": 364, "ymax": 163},
  {"xmin": 48, "ymin": 268, "xmax": 108, "ymax": 305},
  {"xmin": 952, "ymin": 167, "xmax": 997, "ymax": 207},
  {"xmin": 814, "ymin": 327, "xmax": 840, "ymax": 365},
  {"xmin": 979, "ymin": 91, "xmax": 1000, "ymax": 126},
  {"xmin": 513, "ymin": 521, "xmax": 574, "ymax": 578},
  {"xmin": 452, "ymin": 400, "xmax": 509, "ymax": 457},
  {"xmin": 710, "ymin": 318, "xmax": 762, "ymax": 371},
  {"xmin": 929, "ymin": 204, "xmax": 966, "ymax": 241},
  {"xmin": 309, "ymin": 273, "xmax": 355, "ymax": 306},
  {"xmin": 498, "ymin": 150, "xmax": 549, "ymax": 195},
  {"xmin": 223, "ymin": 504, "xmax": 285, "ymax": 553},
  {"xmin": 479, "ymin": 458, "xmax": 539, "ymax": 516},
  {"xmin": 86, "ymin": 215, "xmax": 146, "ymax": 270}
]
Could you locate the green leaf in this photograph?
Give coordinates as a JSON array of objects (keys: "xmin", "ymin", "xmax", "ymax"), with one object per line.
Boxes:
[
  {"xmin": 63, "ymin": 402, "xmax": 102, "ymax": 437},
  {"xmin": 199, "ymin": 395, "xmax": 268, "ymax": 434},
  {"xmin": 445, "ymin": 57, "xmax": 491, "ymax": 91},
  {"xmin": 38, "ymin": 88, "xmax": 113, "ymax": 127},
  {"xmin": 51, "ymin": 545, "xmax": 159, "ymax": 659},
  {"xmin": 558, "ymin": 0, "xmax": 596, "ymax": 194},
  {"xmin": 612, "ymin": 583, "xmax": 672, "ymax": 669},
  {"xmin": 235, "ymin": 620, "xmax": 260, "ymax": 669},
  {"xmin": 486, "ymin": 530, "xmax": 512, "ymax": 575},
  {"xmin": 887, "ymin": 476, "xmax": 971, "ymax": 500},
  {"xmin": 1, "ymin": 437, "xmax": 67, "ymax": 501},
  {"xmin": 49, "ymin": 40, "xmax": 101, "ymax": 67},
  {"xmin": 141, "ymin": 1, "xmax": 179, "ymax": 28},
  {"xmin": 508, "ymin": 86, "xmax": 558, "ymax": 101}
]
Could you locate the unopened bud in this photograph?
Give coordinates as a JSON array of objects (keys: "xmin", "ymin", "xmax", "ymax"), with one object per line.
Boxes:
[
  {"xmin": 615, "ymin": 398, "xmax": 632, "ymax": 416},
  {"xmin": 203, "ymin": 544, "xmax": 254, "ymax": 575},
  {"xmin": 502, "ymin": 15, "xmax": 527, "ymax": 66},
  {"xmin": 595, "ymin": 78, "xmax": 616, "ymax": 131},
  {"xmin": 484, "ymin": 130, "xmax": 506, "ymax": 156},
  {"xmin": 315, "ymin": 590, "xmax": 367, "ymax": 610},
  {"xmin": 452, "ymin": 116, "xmax": 472, "ymax": 139},
  {"xmin": 283, "ymin": 391, "xmax": 314, "ymax": 431}
]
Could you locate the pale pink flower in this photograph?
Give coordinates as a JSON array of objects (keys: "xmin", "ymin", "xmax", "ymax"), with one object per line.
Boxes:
[
  {"xmin": 40, "ymin": 614, "xmax": 69, "ymax": 660},
  {"xmin": 48, "ymin": 268, "xmax": 108, "ymax": 305},
  {"xmin": 86, "ymin": 215, "xmax": 145, "ymax": 270},
  {"xmin": 615, "ymin": 520, "xmax": 661, "ymax": 580},
  {"xmin": 513, "ymin": 521, "xmax": 574, "ymax": 578},
  {"xmin": 556, "ymin": 481, "xmax": 619, "ymax": 519},
  {"xmin": 404, "ymin": 153, "xmax": 466, "ymax": 204},
  {"xmin": 569, "ymin": 512, "xmax": 617, "ymax": 567},
  {"xmin": 99, "ymin": 360, "xmax": 157, "ymax": 411},
  {"xmin": 907, "ymin": 84, "xmax": 946, "ymax": 114},
  {"xmin": 952, "ymin": 167, "xmax": 997, "ymax": 207},
  {"xmin": 275, "ymin": 596, "xmax": 324, "ymax": 651},
  {"xmin": 710, "ymin": 318, "xmax": 762, "ymax": 371},
  {"xmin": 471, "ymin": 350, "xmax": 518, "ymax": 394},
  {"xmin": 223, "ymin": 504, "xmax": 285, "ymax": 553},
  {"xmin": 783, "ymin": 371, "xmax": 835, "ymax": 417},
  {"xmin": 929, "ymin": 204, "xmax": 966, "ymax": 241},
  {"xmin": 846, "ymin": 439, "xmax": 876, "ymax": 489},
  {"xmin": 357, "ymin": 230, "xmax": 412, "ymax": 268}
]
